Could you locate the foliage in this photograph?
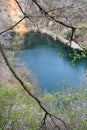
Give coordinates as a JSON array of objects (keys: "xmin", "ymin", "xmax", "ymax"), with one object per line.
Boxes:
[
  {"xmin": 75, "ymin": 24, "xmax": 87, "ymax": 38},
  {"xmin": 41, "ymin": 87, "xmax": 87, "ymax": 130},
  {"xmin": 0, "ymin": 83, "xmax": 43, "ymax": 130},
  {"xmin": 0, "ymin": 82, "xmax": 87, "ymax": 130},
  {"xmin": 0, "ymin": 0, "xmax": 87, "ymax": 129},
  {"xmin": 58, "ymin": 43, "xmax": 87, "ymax": 66},
  {"xmin": 78, "ymin": 24, "xmax": 87, "ymax": 30}
]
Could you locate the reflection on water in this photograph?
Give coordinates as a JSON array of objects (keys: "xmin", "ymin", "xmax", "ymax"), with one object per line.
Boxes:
[{"xmin": 15, "ymin": 32, "xmax": 87, "ymax": 92}]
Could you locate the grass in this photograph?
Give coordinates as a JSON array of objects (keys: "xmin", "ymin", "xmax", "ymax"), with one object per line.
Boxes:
[{"xmin": 0, "ymin": 82, "xmax": 87, "ymax": 130}]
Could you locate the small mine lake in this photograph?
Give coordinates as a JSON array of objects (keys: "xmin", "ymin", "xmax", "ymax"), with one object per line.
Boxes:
[{"xmin": 15, "ymin": 33, "xmax": 87, "ymax": 92}]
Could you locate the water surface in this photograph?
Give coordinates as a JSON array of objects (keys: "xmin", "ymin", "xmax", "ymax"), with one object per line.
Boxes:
[{"xmin": 15, "ymin": 33, "xmax": 87, "ymax": 92}]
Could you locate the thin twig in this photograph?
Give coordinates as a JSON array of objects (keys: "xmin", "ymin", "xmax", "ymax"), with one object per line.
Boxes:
[
  {"xmin": 50, "ymin": 115, "xmax": 61, "ymax": 130},
  {"xmin": 0, "ymin": 16, "xmax": 26, "ymax": 35},
  {"xmin": 0, "ymin": 42, "xmax": 72, "ymax": 130},
  {"xmin": 32, "ymin": 0, "xmax": 77, "ymax": 29},
  {"xmin": 0, "ymin": 1, "xmax": 76, "ymax": 129}
]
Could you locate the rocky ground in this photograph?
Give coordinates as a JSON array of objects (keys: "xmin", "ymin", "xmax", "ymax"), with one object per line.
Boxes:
[
  {"xmin": 0, "ymin": 0, "xmax": 87, "ymax": 46},
  {"xmin": 0, "ymin": 0, "xmax": 87, "ymax": 82}
]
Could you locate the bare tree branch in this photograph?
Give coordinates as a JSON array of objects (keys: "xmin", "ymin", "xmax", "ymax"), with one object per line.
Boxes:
[
  {"xmin": 0, "ymin": 16, "xmax": 26, "ymax": 35},
  {"xmin": 11, "ymin": 0, "xmax": 84, "ymax": 50},
  {"xmin": 31, "ymin": 0, "xmax": 77, "ymax": 30},
  {"xmin": 0, "ymin": 0, "xmax": 82, "ymax": 129},
  {"xmin": 15, "ymin": 0, "xmax": 26, "ymax": 15},
  {"xmin": 0, "ymin": 42, "xmax": 72, "ymax": 129}
]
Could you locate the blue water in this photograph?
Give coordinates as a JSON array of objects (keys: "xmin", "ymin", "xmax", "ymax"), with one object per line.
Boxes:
[{"xmin": 15, "ymin": 33, "xmax": 87, "ymax": 92}]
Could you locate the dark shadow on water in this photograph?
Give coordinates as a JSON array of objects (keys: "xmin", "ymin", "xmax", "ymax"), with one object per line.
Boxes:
[
  {"xmin": 23, "ymin": 32, "xmax": 87, "ymax": 66},
  {"xmin": 14, "ymin": 32, "xmax": 87, "ymax": 92}
]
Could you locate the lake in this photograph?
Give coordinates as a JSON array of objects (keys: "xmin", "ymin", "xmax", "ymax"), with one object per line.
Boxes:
[{"xmin": 15, "ymin": 32, "xmax": 87, "ymax": 92}]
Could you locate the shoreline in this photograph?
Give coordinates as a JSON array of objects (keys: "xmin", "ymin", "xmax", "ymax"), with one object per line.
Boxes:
[
  {"xmin": 30, "ymin": 27, "xmax": 84, "ymax": 51},
  {"xmin": 15, "ymin": 27, "xmax": 84, "ymax": 51},
  {"xmin": 2, "ymin": 27, "xmax": 85, "ymax": 51}
]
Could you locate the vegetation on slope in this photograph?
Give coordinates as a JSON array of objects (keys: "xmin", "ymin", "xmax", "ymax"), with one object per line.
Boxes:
[{"xmin": 0, "ymin": 82, "xmax": 87, "ymax": 130}]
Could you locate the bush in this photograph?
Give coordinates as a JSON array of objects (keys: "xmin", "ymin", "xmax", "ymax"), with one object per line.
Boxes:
[{"xmin": 0, "ymin": 83, "xmax": 87, "ymax": 130}]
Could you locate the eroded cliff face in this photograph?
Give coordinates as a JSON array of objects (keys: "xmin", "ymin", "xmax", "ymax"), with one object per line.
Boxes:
[
  {"xmin": 0, "ymin": 0, "xmax": 28, "ymax": 34},
  {"xmin": 0, "ymin": 0, "xmax": 87, "ymax": 49},
  {"xmin": 0, "ymin": 0, "xmax": 87, "ymax": 82}
]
